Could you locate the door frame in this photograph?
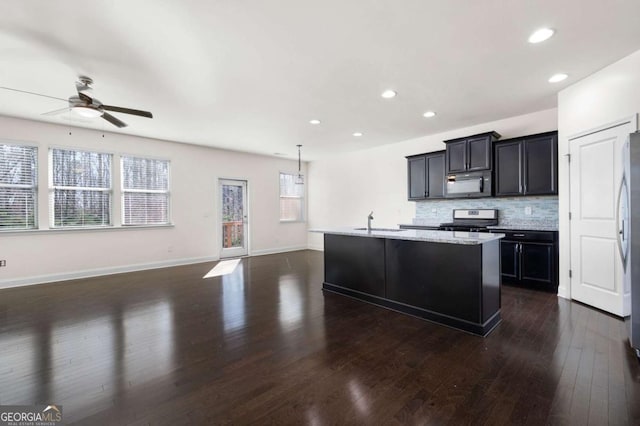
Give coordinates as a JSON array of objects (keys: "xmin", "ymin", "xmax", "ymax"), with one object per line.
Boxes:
[
  {"xmin": 218, "ymin": 178, "xmax": 249, "ymax": 258},
  {"xmin": 566, "ymin": 115, "xmax": 637, "ymax": 303}
]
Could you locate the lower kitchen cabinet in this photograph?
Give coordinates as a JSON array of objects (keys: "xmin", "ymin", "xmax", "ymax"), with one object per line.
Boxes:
[
  {"xmin": 501, "ymin": 240, "xmax": 519, "ymax": 280},
  {"xmin": 521, "ymin": 242, "xmax": 554, "ymax": 284},
  {"xmin": 492, "ymin": 230, "xmax": 558, "ymax": 292}
]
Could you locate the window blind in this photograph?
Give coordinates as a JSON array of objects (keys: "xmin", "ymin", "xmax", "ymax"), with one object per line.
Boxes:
[
  {"xmin": 279, "ymin": 172, "xmax": 304, "ymax": 221},
  {"xmin": 0, "ymin": 144, "xmax": 37, "ymax": 229},
  {"xmin": 122, "ymin": 156, "xmax": 170, "ymax": 225},
  {"xmin": 51, "ymin": 148, "xmax": 112, "ymax": 227}
]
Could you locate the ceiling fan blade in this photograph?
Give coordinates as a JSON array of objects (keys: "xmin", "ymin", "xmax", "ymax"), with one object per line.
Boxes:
[
  {"xmin": 102, "ymin": 105, "xmax": 153, "ymax": 118},
  {"xmin": 41, "ymin": 107, "xmax": 71, "ymax": 116},
  {"xmin": 0, "ymin": 86, "xmax": 67, "ymax": 102},
  {"xmin": 102, "ymin": 112, "xmax": 128, "ymax": 128}
]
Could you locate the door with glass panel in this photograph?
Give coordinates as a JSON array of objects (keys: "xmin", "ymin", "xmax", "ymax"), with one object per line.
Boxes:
[{"xmin": 219, "ymin": 179, "xmax": 248, "ymax": 258}]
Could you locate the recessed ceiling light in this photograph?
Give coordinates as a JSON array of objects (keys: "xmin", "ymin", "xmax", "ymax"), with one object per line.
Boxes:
[
  {"xmin": 423, "ymin": 111, "xmax": 437, "ymax": 118},
  {"xmin": 548, "ymin": 73, "xmax": 568, "ymax": 83},
  {"xmin": 381, "ymin": 90, "xmax": 397, "ymax": 99},
  {"xmin": 309, "ymin": 119, "xmax": 321, "ymax": 125},
  {"xmin": 528, "ymin": 28, "xmax": 555, "ymax": 44},
  {"xmin": 353, "ymin": 132, "xmax": 363, "ymax": 137}
]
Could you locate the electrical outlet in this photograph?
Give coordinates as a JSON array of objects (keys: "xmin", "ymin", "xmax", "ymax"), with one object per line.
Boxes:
[
  {"xmin": 524, "ymin": 206, "xmax": 532, "ymax": 216},
  {"xmin": 0, "ymin": 260, "xmax": 6, "ymax": 267}
]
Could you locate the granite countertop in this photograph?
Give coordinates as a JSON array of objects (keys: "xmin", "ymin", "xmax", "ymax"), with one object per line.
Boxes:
[
  {"xmin": 398, "ymin": 222, "xmax": 441, "ymax": 228},
  {"xmin": 310, "ymin": 227, "xmax": 504, "ymax": 245}
]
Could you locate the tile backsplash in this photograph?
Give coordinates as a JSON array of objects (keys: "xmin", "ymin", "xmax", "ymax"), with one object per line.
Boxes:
[{"xmin": 414, "ymin": 196, "xmax": 558, "ymax": 226}]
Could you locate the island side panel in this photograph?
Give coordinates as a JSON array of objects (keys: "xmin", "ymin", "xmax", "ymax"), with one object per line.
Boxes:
[
  {"xmin": 385, "ymin": 239, "xmax": 482, "ymax": 323},
  {"xmin": 324, "ymin": 234, "xmax": 386, "ymax": 298},
  {"xmin": 481, "ymin": 239, "xmax": 501, "ymax": 323}
]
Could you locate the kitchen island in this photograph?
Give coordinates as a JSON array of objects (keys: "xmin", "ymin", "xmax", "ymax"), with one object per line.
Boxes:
[{"xmin": 312, "ymin": 228, "xmax": 504, "ymax": 336}]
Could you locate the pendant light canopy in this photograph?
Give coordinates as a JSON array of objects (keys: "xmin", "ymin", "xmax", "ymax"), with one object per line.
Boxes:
[{"xmin": 295, "ymin": 144, "xmax": 304, "ymax": 185}]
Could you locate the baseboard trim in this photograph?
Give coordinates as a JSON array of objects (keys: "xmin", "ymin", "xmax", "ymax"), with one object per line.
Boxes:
[
  {"xmin": 557, "ymin": 285, "xmax": 570, "ymax": 299},
  {"xmin": 0, "ymin": 245, "xmax": 316, "ymax": 290},
  {"xmin": 306, "ymin": 244, "xmax": 324, "ymax": 251},
  {"xmin": 0, "ymin": 256, "xmax": 218, "ymax": 290},
  {"xmin": 251, "ymin": 245, "xmax": 308, "ymax": 256}
]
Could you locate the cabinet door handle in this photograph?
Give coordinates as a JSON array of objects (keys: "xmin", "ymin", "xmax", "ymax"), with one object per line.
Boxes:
[{"xmin": 513, "ymin": 234, "xmax": 526, "ymax": 237}]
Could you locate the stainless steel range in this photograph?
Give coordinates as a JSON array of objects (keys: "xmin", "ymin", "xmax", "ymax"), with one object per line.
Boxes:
[{"xmin": 439, "ymin": 209, "xmax": 498, "ymax": 232}]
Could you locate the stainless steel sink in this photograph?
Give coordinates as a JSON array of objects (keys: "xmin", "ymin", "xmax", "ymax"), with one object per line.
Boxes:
[{"xmin": 353, "ymin": 227, "xmax": 404, "ymax": 232}]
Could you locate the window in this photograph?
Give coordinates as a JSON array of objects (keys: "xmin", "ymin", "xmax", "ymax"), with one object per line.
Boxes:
[
  {"xmin": 121, "ymin": 156, "xmax": 170, "ymax": 225},
  {"xmin": 0, "ymin": 143, "xmax": 37, "ymax": 230},
  {"xmin": 279, "ymin": 172, "xmax": 304, "ymax": 221},
  {"xmin": 50, "ymin": 148, "xmax": 112, "ymax": 228}
]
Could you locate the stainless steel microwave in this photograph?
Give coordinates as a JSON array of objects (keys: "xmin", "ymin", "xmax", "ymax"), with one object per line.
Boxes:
[{"xmin": 445, "ymin": 171, "xmax": 492, "ymax": 198}]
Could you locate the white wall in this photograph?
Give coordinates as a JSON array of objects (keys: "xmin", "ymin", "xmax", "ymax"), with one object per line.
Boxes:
[
  {"xmin": 307, "ymin": 108, "xmax": 558, "ymax": 250},
  {"xmin": 557, "ymin": 48, "xmax": 640, "ymax": 298},
  {"xmin": 0, "ymin": 116, "xmax": 308, "ymax": 288}
]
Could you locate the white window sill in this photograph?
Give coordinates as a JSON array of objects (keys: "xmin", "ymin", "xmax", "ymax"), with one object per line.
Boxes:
[{"xmin": 0, "ymin": 224, "xmax": 175, "ymax": 235}]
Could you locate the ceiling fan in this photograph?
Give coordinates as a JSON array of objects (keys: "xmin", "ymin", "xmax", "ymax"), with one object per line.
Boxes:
[{"xmin": 0, "ymin": 76, "xmax": 153, "ymax": 128}]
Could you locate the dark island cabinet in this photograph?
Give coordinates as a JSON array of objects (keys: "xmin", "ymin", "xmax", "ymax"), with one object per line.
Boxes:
[
  {"xmin": 492, "ymin": 230, "xmax": 558, "ymax": 292},
  {"xmin": 444, "ymin": 131, "xmax": 501, "ymax": 174},
  {"xmin": 406, "ymin": 150, "xmax": 445, "ymax": 200},
  {"xmin": 322, "ymin": 233, "xmax": 502, "ymax": 336},
  {"xmin": 494, "ymin": 131, "xmax": 558, "ymax": 196}
]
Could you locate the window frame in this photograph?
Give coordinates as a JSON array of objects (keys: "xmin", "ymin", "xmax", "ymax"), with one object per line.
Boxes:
[
  {"xmin": 0, "ymin": 141, "xmax": 39, "ymax": 231},
  {"xmin": 120, "ymin": 155, "xmax": 171, "ymax": 226},
  {"xmin": 49, "ymin": 146, "xmax": 113, "ymax": 229},
  {"xmin": 279, "ymin": 171, "xmax": 305, "ymax": 223}
]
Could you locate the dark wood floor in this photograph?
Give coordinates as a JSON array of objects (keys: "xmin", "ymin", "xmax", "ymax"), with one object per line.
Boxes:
[{"xmin": 1, "ymin": 250, "xmax": 639, "ymax": 425}]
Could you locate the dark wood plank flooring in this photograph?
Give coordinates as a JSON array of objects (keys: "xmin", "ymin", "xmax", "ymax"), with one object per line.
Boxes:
[{"xmin": 0, "ymin": 250, "xmax": 639, "ymax": 425}]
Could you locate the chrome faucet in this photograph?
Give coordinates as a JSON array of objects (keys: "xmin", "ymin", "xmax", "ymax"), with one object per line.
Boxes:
[{"xmin": 367, "ymin": 211, "xmax": 374, "ymax": 231}]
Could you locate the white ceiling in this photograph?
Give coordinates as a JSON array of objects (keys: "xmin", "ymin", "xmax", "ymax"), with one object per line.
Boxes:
[{"xmin": 1, "ymin": 1, "xmax": 639, "ymax": 160}]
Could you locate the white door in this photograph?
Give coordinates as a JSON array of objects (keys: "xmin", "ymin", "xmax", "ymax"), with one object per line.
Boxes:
[
  {"xmin": 569, "ymin": 120, "xmax": 635, "ymax": 316},
  {"xmin": 219, "ymin": 179, "xmax": 248, "ymax": 258}
]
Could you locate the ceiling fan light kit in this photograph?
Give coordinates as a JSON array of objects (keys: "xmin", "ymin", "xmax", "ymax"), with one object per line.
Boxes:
[{"xmin": 72, "ymin": 106, "xmax": 103, "ymax": 118}]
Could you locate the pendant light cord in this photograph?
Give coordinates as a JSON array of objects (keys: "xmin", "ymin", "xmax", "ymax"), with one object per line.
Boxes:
[{"xmin": 296, "ymin": 144, "xmax": 304, "ymax": 185}]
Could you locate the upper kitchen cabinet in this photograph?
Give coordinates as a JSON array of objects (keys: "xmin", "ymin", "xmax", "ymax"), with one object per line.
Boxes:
[
  {"xmin": 406, "ymin": 151, "xmax": 445, "ymax": 200},
  {"xmin": 444, "ymin": 131, "xmax": 501, "ymax": 174},
  {"xmin": 494, "ymin": 131, "xmax": 558, "ymax": 196}
]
